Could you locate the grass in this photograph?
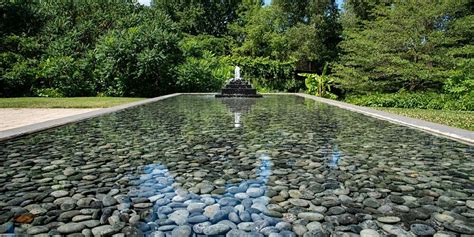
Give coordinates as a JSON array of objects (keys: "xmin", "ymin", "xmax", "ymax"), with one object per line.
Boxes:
[
  {"xmin": 0, "ymin": 97, "xmax": 145, "ymax": 108},
  {"xmin": 376, "ymin": 107, "xmax": 474, "ymax": 131}
]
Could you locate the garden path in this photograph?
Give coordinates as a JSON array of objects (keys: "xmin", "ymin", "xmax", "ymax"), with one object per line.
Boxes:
[{"xmin": 0, "ymin": 108, "xmax": 99, "ymax": 131}]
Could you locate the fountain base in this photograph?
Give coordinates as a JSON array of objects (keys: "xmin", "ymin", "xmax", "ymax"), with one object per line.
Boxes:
[{"xmin": 215, "ymin": 78, "xmax": 262, "ymax": 98}]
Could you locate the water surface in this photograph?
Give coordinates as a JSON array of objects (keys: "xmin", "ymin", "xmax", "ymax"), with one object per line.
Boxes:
[{"xmin": 0, "ymin": 95, "xmax": 473, "ymax": 236}]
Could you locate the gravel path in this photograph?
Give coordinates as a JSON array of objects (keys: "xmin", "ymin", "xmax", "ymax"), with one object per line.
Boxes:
[{"xmin": 0, "ymin": 108, "xmax": 100, "ymax": 131}]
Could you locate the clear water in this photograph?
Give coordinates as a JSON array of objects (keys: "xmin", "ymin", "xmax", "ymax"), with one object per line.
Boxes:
[{"xmin": 0, "ymin": 95, "xmax": 473, "ymax": 236}]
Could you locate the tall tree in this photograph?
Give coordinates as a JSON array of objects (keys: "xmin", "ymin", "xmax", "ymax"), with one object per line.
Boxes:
[
  {"xmin": 334, "ymin": 0, "xmax": 472, "ymax": 94},
  {"xmin": 343, "ymin": 0, "xmax": 384, "ymax": 21},
  {"xmin": 152, "ymin": 0, "xmax": 243, "ymax": 36},
  {"xmin": 272, "ymin": 0, "xmax": 310, "ymax": 25},
  {"xmin": 271, "ymin": 0, "xmax": 342, "ymax": 70}
]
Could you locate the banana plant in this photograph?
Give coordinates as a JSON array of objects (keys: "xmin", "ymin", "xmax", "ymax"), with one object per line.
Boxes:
[{"xmin": 299, "ymin": 63, "xmax": 336, "ymax": 98}]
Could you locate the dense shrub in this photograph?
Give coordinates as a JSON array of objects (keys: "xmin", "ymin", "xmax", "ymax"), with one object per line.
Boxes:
[
  {"xmin": 36, "ymin": 56, "xmax": 94, "ymax": 97},
  {"xmin": 176, "ymin": 52, "xmax": 232, "ymax": 92},
  {"xmin": 444, "ymin": 59, "xmax": 474, "ymax": 97},
  {"xmin": 93, "ymin": 11, "xmax": 182, "ymax": 97},
  {"xmin": 345, "ymin": 93, "xmax": 474, "ymax": 111},
  {"xmin": 179, "ymin": 35, "xmax": 234, "ymax": 58},
  {"xmin": 0, "ymin": 57, "xmax": 38, "ymax": 97},
  {"xmin": 0, "ymin": 33, "xmax": 43, "ymax": 97}
]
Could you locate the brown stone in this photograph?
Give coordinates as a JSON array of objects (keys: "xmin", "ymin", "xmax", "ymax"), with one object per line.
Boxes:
[{"xmin": 14, "ymin": 214, "xmax": 35, "ymax": 223}]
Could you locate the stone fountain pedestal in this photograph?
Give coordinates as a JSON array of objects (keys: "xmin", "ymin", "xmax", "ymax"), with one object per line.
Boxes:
[
  {"xmin": 215, "ymin": 79, "xmax": 262, "ymax": 98},
  {"xmin": 216, "ymin": 66, "xmax": 262, "ymax": 98}
]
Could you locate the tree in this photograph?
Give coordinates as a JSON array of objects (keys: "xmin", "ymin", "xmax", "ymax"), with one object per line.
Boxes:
[
  {"xmin": 272, "ymin": 0, "xmax": 310, "ymax": 25},
  {"xmin": 443, "ymin": 12, "xmax": 474, "ymax": 97},
  {"xmin": 264, "ymin": 0, "xmax": 342, "ymax": 70},
  {"xmin": 334, "ymin": 0, "xmax": 472, "ymax": 95},
  {"xmin": 152, "ymin": 0, "xmax": 243, "ymax": 36},
  {"xmin": 233, "ymin": 5, "xmax": 290, "ymax": 59},
  {"xmin": 343, "ymin": 0, "xmax": 385, "ymax": 21}
]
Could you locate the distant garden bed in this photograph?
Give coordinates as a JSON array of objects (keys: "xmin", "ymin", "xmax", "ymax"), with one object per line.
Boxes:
[{"xmin": 345, "ymin": 93, "xmax": 474, "ymax": 111}]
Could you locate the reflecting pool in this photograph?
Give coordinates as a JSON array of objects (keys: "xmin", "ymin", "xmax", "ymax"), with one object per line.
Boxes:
[{"xmin": 0, "ymin": 95, "xmax": 473, "ymax": 236}]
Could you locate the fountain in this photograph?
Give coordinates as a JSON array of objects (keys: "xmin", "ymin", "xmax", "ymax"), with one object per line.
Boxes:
[{"xmin": 215, "ymin": 66, "xmax": 262, "ymax": 97}]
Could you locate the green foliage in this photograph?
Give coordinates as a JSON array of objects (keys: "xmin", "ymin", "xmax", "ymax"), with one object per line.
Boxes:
[
  {"xmin": 0, "ymin": 1, "xmax": 43, "ymax": 97},
  {"xmin": 0, "ymin": 0, "xmax": 43, "ymax": 36},
  {"xmin": 346, "ymin": 92, "xmax": 474, "ymax": 111},
  {"xmin": 229, "ymin": 1, "xmax": 341, "ymax": 92},
  {"xmin": 35, "ymin": 88, "xmax": 63, "ymax": 98},
  {"xmin": 334, "ymin": 1, "xmax": 473, "ymax": 95},
  {"xmin": 180, "ymin": 35, "xmax": 234, "ymax": 57},
  {"xmin": 299, "ymin": 63, "xmax": 337, "ymax": 98},
  {"xmin": 232, "ymin": 5, "xmax": 289, "ymax": 59},
  {"xmin": 272, "ymin": 0, "xmax": 342, "ymax": 64},
  {"xmin": 444, "ymin": 59, "xmax": 474, "ymax": 96},
  {"xmin": 177, "ymin": 52, "xmax": 232, "ymax": 92},
  {"xmin": 152, "ymin": 0, "xmax": 242, "ymax": 36},
  {"xmin": 232, "ymin": 2, "xmax": 341, "ymax": 65},
  {"xmin": 93, "ymin": 10, "xmax": 182, "ymax": 97},
  {"xmin": 0, "ymin": 57, "xmax": 38, "ymax": 97},
  {"xmin": 176, "ymin": 35, "xmax": 234, "ymax": 92},
  {"xmin": 37, "ymin": 56, "xmax": 94, "ymax": 97}
]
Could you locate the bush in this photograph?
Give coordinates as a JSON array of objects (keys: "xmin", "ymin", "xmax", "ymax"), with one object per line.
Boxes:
[
  {"xmin": 93, "ymin": 11, "xmax": 182, "ymax": 97},
  {"xmin": 0, "ymin": 35, "xmax": 42, "ymax": 97},
  {"xmin": 444, "ymin": 59, "xmax": 474, "ymax": 97},
  {"xmin": 177, "ymin": 52, "xmax": 232, "ymax": 92},
  {"xmin": 0, "ymin": 57, "xmax": 37, "ymax": 97},
  {"xmin": 345, "ymin": 92, "xmax": 474, "ymax": 111},
  {"xmin": 37, "ymin": 56, "xmax": 95, "ymax": 97}
]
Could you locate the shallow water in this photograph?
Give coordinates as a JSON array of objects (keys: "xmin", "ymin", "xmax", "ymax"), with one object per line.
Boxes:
[{"xmin": 0, "ymin": 95, "xmax": 473, "ymax": 236}]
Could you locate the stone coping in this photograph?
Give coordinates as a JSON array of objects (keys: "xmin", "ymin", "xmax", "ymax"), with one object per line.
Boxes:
[{"xmin": 1, "ymin": 93, "xmax": 472, "ymax": 145}]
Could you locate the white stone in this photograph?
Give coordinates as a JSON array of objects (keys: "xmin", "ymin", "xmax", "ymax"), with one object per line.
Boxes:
[{"xmin": 360, "ymin": 229, "xmax": 380, "ymax": 237}]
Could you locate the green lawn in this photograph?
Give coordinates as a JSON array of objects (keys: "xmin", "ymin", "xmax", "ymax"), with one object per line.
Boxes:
[
  {"xmin": 377, "ymin": 107, "xmax": 474, "ymax": 131},
  {"xmin": 0, "ymin": 97, "xmax": 145, "ymax": 108}
]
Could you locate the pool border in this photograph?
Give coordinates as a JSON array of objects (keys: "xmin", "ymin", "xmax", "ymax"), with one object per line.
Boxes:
[
  {"xmin": 1, "ymin": 93, "xmax": 473, "ymax": 145},
  {"xmin": 290, "ymin": 93, "xmax": 474, "ymax": 145},
  {"xmin": 0, "ymin": 93, "xmax": 182, "ymax": 142}
]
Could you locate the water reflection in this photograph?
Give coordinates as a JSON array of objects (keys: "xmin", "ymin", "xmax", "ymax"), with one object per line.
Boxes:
[
  {"xmin": 128, "ymin": 153, "xmax": 279, "ymax": 235},
  {"xmin": 234, "ymin": 112, "xmax": 241, "ymax": 128},
  {"xmin": 328, "ymin": 145, "xmax": 341, "ymax": 169},
  {"xmin": 218, "ymin": 98, "xmax": 257, "ymax": 128},
  {"xmin": 257, "ymin": 154, "xmax": 272, "ymax": 184}
]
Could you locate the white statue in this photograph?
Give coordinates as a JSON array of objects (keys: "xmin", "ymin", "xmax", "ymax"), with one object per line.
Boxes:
[
  {"xmin": 227, "ymin": 66, "xmax": 242, "ymax": 83},
  {"xmin": 235, "ymin": 66, "xmax": 241, "ymax": 80}
]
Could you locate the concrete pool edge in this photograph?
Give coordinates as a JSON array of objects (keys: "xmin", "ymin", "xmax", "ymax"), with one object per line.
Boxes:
[
  {"xmin": 0, "ymin": 93, "xmax": 182, "ymax": 142},
  {"xmin": 291, "ymin": 93, "xmax": 474, "ymax": 145},
  {"xmin": 1, "ymin": 92, "xmax": 472, "ymax": 145}
]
